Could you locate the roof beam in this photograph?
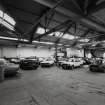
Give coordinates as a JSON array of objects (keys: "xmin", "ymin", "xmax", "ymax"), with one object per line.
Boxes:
[
  {"xmin": 34, "ymin": 20, "xmax": 72, "ymax": 40},
  {"xmin": 71, "ymin": 0, "xmax": 83, "ymax": 14},
  {"xmin": 33, "ymin": 0, "xmax": 105, "ymax": 33},
  {"xmin": 4, "ymin": 3, "xmax": 62, "ymax": 24},
  {"xmin": 55, "ymin": 21, "xmax": 74, "ymax": 43},
  {"xmin": 3, "ymin": 3, "xmax": 40, "ymax": 17},
  {"xmin": 88, "ymin": 1, "xmax": 105, "ymax": 14},
  {"xmin": 23, "ymin": 0, "xmax": 64, "ymax": 43}
]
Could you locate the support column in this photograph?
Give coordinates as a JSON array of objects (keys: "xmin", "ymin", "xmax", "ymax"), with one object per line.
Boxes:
[
  {"xmin": 84, "ymin": 48, "xmax": 86, "ymax": 58},
  {"xmin": 55, "ymin": 44, "xmax": 58, "ymax": 64}
]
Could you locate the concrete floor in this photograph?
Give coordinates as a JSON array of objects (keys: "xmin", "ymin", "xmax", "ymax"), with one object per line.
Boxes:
[{"xmin": 0, "ymin": 66, "xmax": 105, "ymax": 105}]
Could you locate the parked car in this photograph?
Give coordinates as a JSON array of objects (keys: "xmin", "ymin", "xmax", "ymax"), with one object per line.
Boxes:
[
  {"xmin": 62, "ymin": 59, "xmax": 83, "ymax": 70},
  {"xmin": 20, "ymin": 57, "xmax": 39, "ymax": 70},
  {"xmin": 89, "ymin": 58, "xmax": 105, "ymax": 72},
  {"xmin": 57, "ymin": 60, "xmax": 66, "ymax": 67},
  {"xmin": 38, "ymin": 57, "xmax": 45, "ymax": 65},
  {"xmin": 0, "ymin": 59, "xmax": 19, "ymax": 75},
  {"xmin": 9, "ymin": 58, "xmax": 20, "ymax": 64},
  {"xmin": 40, "ymin": 59, "xmax": 54, "ymax": 67}
]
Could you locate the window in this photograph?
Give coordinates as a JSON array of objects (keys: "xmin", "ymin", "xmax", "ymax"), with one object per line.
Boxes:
[
  {"xmin": 4, "ymin": 13, "xmax": 16, "ymax": 26},
  {"xmin": 0, "ymin": 10, "xmax": 16, "ymax": 31},
  {"xmin": 36, "ymin": 27, "xmax": 46, "ymax": 34},
  {"xmin": 79, "ymin": 39, "xmax": 89, "ymax": 42},
  {"xmin": 63, "ymin": 34, "xmax": 75, "ymax": 40},
  {"xmin": 2, "ymin": 20, "xmax": 14, "ymax": 31},
  {"xmin": 36, "ymin": 27, "xmax": 77, "ymax": 40},
  {"xmin": 0, "ymin": 10, "xmax": 3, "ymax": 18}
]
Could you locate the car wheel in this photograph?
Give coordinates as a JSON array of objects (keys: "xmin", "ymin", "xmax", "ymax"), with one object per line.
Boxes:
[{"xmin": 34, "ymin": 66, "xmax": 38, "ymax": 70}]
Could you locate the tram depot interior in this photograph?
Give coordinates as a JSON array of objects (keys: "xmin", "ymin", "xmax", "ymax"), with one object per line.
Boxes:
[{"xmin": 1, "ymin": 0, "xmax": 105, "ymax": 105}]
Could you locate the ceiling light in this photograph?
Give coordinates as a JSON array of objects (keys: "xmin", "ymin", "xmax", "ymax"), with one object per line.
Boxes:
[
  {"xmin": 0, "ymin": 36, "xmax": 28, "ymax": 42},
  {"xmin": 0, "ymin": 36, "xmax": 18, "ymax": 40},
  {"xmin": 40, "ymin": 41, "xmax": 54, "ymax": 45},
  {"xmin": 79, "ymin": 39, "xmax": 89, "ymax": 42},
  {"xmin": 33, "ymin": 40, "xmax": 54, "ymax": 45}
]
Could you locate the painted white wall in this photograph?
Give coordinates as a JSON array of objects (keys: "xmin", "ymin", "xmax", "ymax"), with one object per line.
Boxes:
[
  {"xmin": 0, "ymin": 46, "xmax": 55, "ymax": 58},
  {"xmin": 0, "ymin": 46, "xmax": 84, "ymax": 58},
  {"xmin": 2, "ymin": 47, "xmax": 17, "ymax": 57},
  {"xmin": 66, "ymin": 48, "xmax": 84, "ymax": 57}
]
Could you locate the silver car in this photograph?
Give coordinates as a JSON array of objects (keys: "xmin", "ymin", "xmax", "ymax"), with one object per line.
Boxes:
[{"xmin": 0, "ymin": 59, "xmax": 19, "ymax": 75}]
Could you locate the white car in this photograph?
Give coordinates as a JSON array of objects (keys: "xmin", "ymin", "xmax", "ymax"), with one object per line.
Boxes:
[
  {"xmin": 0, "ymin": 59, "xmax": 19, "ymax": 75},
  {"xmin": 40, "ymin": 59, "xmax": 54, "ymax": 67},
  {"xmin": 62, "ymin": 59, "xmax": 83, "ymax": 70}
]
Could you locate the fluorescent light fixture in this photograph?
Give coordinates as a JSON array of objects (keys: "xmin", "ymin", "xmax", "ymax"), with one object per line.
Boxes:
[
  {"xmin": 33, "ymin": 40, "xmax": 63, "ymax": 45},
  {"xmin": 79, "ymin": 39, "xmax": 89, "ymax": 42},
  {"xmin": 33, "ymin": 40, "xmax": 54, "ymax": 45},
  {"xmin": 0, "ymin": 36, "xmax": 28, "ymax": 42},
  {"xmin": 32, "ymin": 40, "xmax": 39, "ymax": 43},
  {"xmin": 63, "ymin": 34, "xmax": 75, "ymax": 40},
  {"xmin": 20, "ymin": 39, "xmax": 28, "ymax": 42},
  {"xmin": 0, "ymin": 36, "xmax": 18, "ymax": 40},
  {"xmin": 40, "ymin": 41, "xmax": 54, "ymax": 45}
]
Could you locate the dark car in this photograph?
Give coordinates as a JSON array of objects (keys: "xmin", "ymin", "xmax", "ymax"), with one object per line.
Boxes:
[
  {"xmin": 89, "ymin": 59, "xmax": 105, "ymax": 72},
  {"xmin": 20, "ymin": 58, "xmax": 39, "ymax": 70},
  {"xmin": 0, "ymin": 59, "xmax": 19, "ymax": 75},
  {"xmin": 89, "ymin": 64, "xmax": 105, "ymax": 72}
]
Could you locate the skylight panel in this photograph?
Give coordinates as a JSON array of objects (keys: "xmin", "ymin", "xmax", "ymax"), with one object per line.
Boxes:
[
  {"xmin": 36, "ymin": 27, "xmax": 77, "ymax": 40},
  {"xmin": 63, "ymin": 34, "xmax": 75, "ymax": 40},
  {"xmin": 4, "ymin": 13, "xmax": 16, "ymax": 26},
  {"xmin": 0, "ymin": 10, "xmax": 3, "ymax": 18},
  {"xmin": 2, "ymin": 20, "xmax": 15, "ymax": 31},
  {"xmin": 0, "ymin": 11, "xmax": 16, "ymax": 31},
  {"xmin": 36, "ymin": 27, "xmax": 46, "ymax": 34},
  {"xmin": 79, "ymin": 39, "xmax": 89, "ymax": 42},
  {"xmin": 0, "ymin": 18, "xmax": 3, "ymax": 24}
]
